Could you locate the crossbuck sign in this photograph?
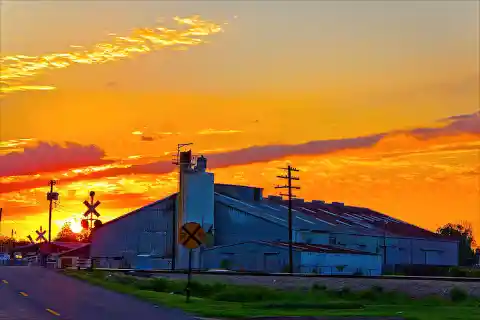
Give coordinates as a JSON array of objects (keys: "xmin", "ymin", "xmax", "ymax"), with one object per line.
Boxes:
[
  {"xmin": 36, "ymin": 226, "xmax": 47, "ymax": 242},
  {"xmin": 83, "ymin": 200, "xmax": 101, "ymax": 217}
]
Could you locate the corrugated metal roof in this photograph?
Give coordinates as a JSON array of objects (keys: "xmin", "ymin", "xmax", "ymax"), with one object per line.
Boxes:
[
  {"xmin": 93, "ymin": 185, "xmax": 456, "ymax": 243},
  {"xmin": 97, "ymin": 193, "xmax": 177, "ymax": 229}
]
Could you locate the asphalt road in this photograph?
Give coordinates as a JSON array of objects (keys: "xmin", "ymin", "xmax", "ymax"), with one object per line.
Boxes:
[{"xmin": 0, "ymin": 266, "xmax": 196, "ymax": 320}]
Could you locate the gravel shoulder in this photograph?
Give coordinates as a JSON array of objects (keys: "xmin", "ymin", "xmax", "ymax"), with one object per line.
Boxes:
[{"xmin": 155, "ymin": 273, "xmax": 480, "ymax": 298}]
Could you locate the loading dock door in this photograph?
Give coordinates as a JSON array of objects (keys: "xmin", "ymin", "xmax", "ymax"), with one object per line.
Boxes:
[{"xmin": 263, "ymin": 253, "xmax": 280, "ymax": 273}]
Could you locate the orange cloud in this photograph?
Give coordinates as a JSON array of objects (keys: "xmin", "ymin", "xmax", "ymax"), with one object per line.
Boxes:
[
  {"xmin": 0, "ymin": 112, "xmax": 478, "ymax": 195},
  {"xmin": 0, "ymin": 142, "xmax": 111, "ymax": 177}
]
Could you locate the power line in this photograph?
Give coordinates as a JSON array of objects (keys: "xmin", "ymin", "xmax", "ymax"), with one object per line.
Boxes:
[{"xmin": 275, "ymin": 165, "xmax": 300, "ymax": 274}]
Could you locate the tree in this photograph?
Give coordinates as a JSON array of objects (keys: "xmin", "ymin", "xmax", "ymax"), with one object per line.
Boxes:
[
  {"xmin": 53, "ymin": 223, "xmax": 93, "ymax": 243},
  {"xmin": 76, "ymin": 229, "xmax": 92, "ymax": 243},
  {"xmin": 54, "ymin": 223, "xmax": 78, "ymax": 242},
  {"xmin": 0, "ymin": 237, "xmax": 33, "ymax": 252},
  {"xmin": 437, "ymin": 222, "xmax": 476, "ymax": 266}
]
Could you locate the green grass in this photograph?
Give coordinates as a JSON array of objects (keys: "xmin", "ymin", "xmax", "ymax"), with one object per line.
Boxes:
[{"xmin": 63, "ymin": 270, "xmax": 480, "ymax": 319}]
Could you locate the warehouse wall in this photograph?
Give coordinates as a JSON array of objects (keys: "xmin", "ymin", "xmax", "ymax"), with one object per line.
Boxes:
[
  {"xmin": 90, "ymin": 195, "xmax": 176, "ymax": 268},
  {"xmin": 202, "ymin": 242, "xmax": 301, "ymax": 272},
  {"xmin": 330, "ymin": 232, "xmax": 458, "ymax": 266},
  {"xmin": 300, "ymin": 252, "xmax": 382, "ymax": 276}
]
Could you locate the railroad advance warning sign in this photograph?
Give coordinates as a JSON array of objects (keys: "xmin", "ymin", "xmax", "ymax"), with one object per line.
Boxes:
[{"xmin": 179, "ymin": 222, "xmax": 206, "ymax": 249}]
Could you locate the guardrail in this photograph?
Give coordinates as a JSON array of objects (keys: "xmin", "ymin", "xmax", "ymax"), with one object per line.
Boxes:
[{"xmin": 90, "ymin": 268, "xmax": 480, "ymax": 282}]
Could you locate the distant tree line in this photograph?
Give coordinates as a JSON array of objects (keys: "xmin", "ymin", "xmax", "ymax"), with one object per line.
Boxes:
[
  {"xmin": 53, "ymin": 223, "xmax": 91, "ymax": 243},
  {"xmin": 437, "ymin": 222, "xmax": 477, "ymax": 266}
]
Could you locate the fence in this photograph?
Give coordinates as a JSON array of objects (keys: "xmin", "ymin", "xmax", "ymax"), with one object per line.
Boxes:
[{"xmin": 76, "ymin": 258, "xmax": 92, "ymax": 270}]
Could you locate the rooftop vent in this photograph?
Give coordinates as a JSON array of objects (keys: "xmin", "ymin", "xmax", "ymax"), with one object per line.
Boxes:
[
  {"xmin": 291, "ymin": 198, "xmax": 304, "ymax": 204},
  {"xmin": 268, "ymin": 195, "xmax": 282, "ymax": 201},
  {"xmin": 311, "ymin": 200, "xmax": 325, "ymax": 204},
  {"xmin": 332, "ymin": 202, "xmax": 344, "ymax": 206},
  {"xmin": 195, "ymin": 155, "xmax": 207, "ymax": 172}
]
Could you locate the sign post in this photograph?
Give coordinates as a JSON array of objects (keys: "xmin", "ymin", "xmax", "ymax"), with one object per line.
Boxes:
[{"xmin": 178, "ymin": 222, "xmax": 206, "ymax": 303}]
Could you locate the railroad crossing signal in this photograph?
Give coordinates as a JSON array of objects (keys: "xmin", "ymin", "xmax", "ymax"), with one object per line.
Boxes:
[
  {"xmin": 83, "ymin": 200, "xmax": 100, "ymax": 217},
  {"xmin": 179, "ymin": 222, "xmax": 206, "ymax": 249},
  {"xmin": 36, "ymin": 226, "xmax": 47, "ymax": 242},
  {"xmin": 83, "ymin": 191, "xmax": 102, "ymax": 230}
]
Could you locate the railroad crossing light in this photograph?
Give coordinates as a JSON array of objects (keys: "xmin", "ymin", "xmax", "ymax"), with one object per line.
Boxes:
[
  {"xmin": 94, "ymin": 220, "xmax": 103, "ymax": 229},
  {"xmin": 81, "ymin": 219, "xmax": 89, "ymax": 229}
]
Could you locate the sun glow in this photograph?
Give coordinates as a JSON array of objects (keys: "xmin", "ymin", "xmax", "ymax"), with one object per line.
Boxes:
[
  {"xmin": 70, "ymin": 219, "xmax": 83, "ymax": 234},
  {"xmin": 55, "ymin": 217, "xmax": 83, "ymax": 234}
]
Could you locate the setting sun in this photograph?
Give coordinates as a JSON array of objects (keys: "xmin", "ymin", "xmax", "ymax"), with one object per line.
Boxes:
[{"xmin": 70, "ymin": 220, "xmax": 83, "ymax": 234}]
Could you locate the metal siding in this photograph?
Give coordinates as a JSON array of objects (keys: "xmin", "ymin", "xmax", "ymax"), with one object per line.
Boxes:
[
  {"xmin": 202, "ymin": 242, "xmax": 300, "ymax": 272},
  {"xmin": 329, "ymin": 232, "xmax": 458, "ymax": 266},
  {"xmin": 90, "ymin": 197, "xmax": 174, "ymax": 268}
]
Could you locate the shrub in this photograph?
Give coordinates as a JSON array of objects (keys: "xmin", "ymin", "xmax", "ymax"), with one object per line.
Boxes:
[
  {"xmin": 187, "ymin": 281, "xmax": 227, "ymax": 297},
  {"xmin": 335, "ymin": 286, "xmax": 351, "ymax": 298},
  {"xmin": 147, "ymin": 278, "xmax": 171, "ymax": 292},
  {"xmin": 335, "ymin": 265, "xmax": 346, "ymax": 272},
  {"xmin": 449, "ymin": 267, "xmax": 467, "ymax": 277},
  {"xmin": 358, "ymin": 289, "xmax": 379, "ymax": 301},
  {"xmin": 311, "ymin": 283, "xmax": 327, "ymax": 291},
  {"xmin": 108, "ymin": 274, "xmax": 138, "ymax": 285},
  {"xmin": 449, "ymin": 287, "xmax": 468, "ymax": 302},
  {"xmin": 212, "ymin": 286, "xmax": 280, "ymax": 302},
  {"xmin": 281, "ymin": 264, "xmax": 291, "ymax": 273},
  {"xmin": 371, "ymin": 285, "xmax": 384, "ymax": 293},
  {"xmin": 262, "ymin": 301, "xmax": 364, "ymax": 310},
  {"xmin": 219, "ymin": 259, "xmax": 231, "ymax": 270}
]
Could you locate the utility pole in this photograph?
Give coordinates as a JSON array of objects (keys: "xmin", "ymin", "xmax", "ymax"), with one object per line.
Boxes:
[
  {"xmin": 46, "ymin": 180, "xmax": 58, "ymax": 243},
  {"xmin": 276, "ymin": 165, "xmax": 300, "ymax": 274},
  {"xmin": 0, "ymin": 208, "xmax": 3, "ymax": 236}
]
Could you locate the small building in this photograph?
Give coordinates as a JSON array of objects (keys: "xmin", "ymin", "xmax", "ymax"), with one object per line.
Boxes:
[
  {"xmin": 52, "ymin": 243, "xmax": 91, "ymax": 269},
  {"xmin": 12, "ymin": 241, "xmax": 90, "ymax": 267}
]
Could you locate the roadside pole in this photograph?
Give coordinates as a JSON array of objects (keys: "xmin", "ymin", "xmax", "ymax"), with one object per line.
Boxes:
[
  {"xmin": 178, "ymin": 222, "xmax": 206, "ymax": 303},
  {"xmin": 186, "ymin": 249, "xmax": 193, "ymax": 303}
]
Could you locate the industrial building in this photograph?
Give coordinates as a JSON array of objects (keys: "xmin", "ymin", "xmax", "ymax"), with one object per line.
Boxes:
[{"xmin": 90, "ymin": 150, "xmax": 459, "ymax": 275}]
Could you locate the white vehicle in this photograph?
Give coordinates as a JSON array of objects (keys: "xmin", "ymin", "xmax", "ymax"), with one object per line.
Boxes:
[{"xmin": 207, "ymin": 269, "xmax": 234, "ymax": 273}]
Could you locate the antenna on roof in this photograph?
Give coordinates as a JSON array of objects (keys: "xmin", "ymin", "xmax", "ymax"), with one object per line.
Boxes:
[{"xmin": 173, "ymin": 143, "xmax": 193, "ymax": 165}]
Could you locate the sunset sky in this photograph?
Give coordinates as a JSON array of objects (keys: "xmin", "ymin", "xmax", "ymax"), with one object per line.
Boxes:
[{"xmin": 0, "ymin": 1, "xmax": 479, "ymax": 241}]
